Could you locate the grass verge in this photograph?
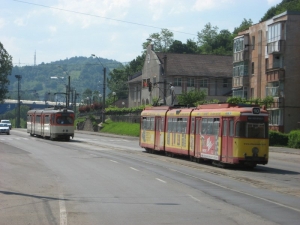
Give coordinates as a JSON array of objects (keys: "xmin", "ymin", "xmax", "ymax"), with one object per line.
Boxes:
[{"xmin": 100, "ymin": 119, "xmax": 140, "ymax": 137}]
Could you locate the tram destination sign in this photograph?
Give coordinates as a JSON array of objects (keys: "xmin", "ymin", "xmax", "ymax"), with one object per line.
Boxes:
[{"xmin": 247, "ymin": 116, "xmax": 264, "ymax": 122}]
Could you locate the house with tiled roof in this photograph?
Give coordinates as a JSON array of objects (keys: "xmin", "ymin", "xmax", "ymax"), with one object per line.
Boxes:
[{"xmin": 128, "ymin": 44, "xmax": 233, "ymax": 107}]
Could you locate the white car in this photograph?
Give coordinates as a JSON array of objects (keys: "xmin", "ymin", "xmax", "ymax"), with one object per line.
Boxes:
[
  {"xmin": 0, "ymin": 120, "xmax": 12, "ymax": 129},
  {"xmin": 0, "ymin": 123, "xmax": 10, "ymax": 135}
]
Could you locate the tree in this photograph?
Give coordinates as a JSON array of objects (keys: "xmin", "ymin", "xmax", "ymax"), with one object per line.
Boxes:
[
  {"xmin": 260, "ymin": 0, "xmax": 300, "ymax": 22},
  {"xmin": 142, "ymin": 28, "xmax": 174, "ymax": 52},
  {"xmin": 197, "ymin": 23, "xmax": 219, "ymax": 54},
  {"xmin": 177, "ymin": 90, "xmax": 207, "ymax": 106},
  {"xmin": 168, "ymin": 39, "xmax": 198, "ymax": 54},
  {"xmin": 0, "ymin": 42, "xmax": 13, "ymax": 102},
  {"xmin": 232, "ymin": 19, "xmax": 253, "ymax": 37}
]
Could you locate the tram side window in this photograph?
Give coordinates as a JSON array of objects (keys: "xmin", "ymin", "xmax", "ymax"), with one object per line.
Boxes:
[
  {"xmin": 201, "ymin": 118, "xmax": 208, "ymax": 134},
  {"xmin": 44, "ymin": 115, "xmax": 50, "ymax": 124},
  {"xmin": 212, "ymin": 118, "xmax": 220, "ymax": 135},
  {"xmin": 229, "ymin": 120, "xmax": 234, "ymax": 137},
  {"xmin": 36, "ymin": 115, "xmax": 41, "ymax": 123},
  {"xmin": 172, "ymin": 118, "xmax": 176, "ymax": 132},
  {"xmin": 191, "ymin": 118, "xmax": 195, "ymax": 134},
  {"xmin": 150, "ymin": 117, "xmax": 155, "ymax": 130},
  {"xmin": 176, "ymin": 118, "xmax": 182, "ymax": 133},
  {"xmin": 236, "ymin": 122, "xmax": 246, "ymax": 137},
  {"xmin": 142, "ymin": 117, "xmax": 146, "ymax": 129},
  {"xmin": 182, "ymin": 118, "xmax": 187, "ymax": 133},
  {"xmin": 27, "ymin": 115, "xmax": 31, "ymax": 122},
  {"xmin": 161, "ymin": 118, "xmax": 164, "ymax": 132}
]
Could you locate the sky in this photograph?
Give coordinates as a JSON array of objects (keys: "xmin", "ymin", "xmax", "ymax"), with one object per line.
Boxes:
[{"xmin": 1, "ymin": 0, "xmax": 282, "ymax": 67}]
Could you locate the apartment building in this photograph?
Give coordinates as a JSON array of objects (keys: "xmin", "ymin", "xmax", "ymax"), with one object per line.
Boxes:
[
  {"xmin": 128, "ymin": 44, "xmax": 232, "ymax": 107},
  {"xmin": 232, "ymin": 11, "xmax": 300, "ymax": 133}
]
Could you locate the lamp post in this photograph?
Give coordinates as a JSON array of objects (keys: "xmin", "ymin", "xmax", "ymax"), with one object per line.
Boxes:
[
  {"xmin": 58, "ymin": 66, "xmax": 71, "ymax": 108},
  {"xmin": 112, "ymin": 92, "xmax": 116, "ymax": 106},
  {"xmin": 91, "ymin": 54, "xmax": 106, "ymax": 122},
  {"xmin": 15, "ymin": 75, "xmax": 22, "ymax": 128}
]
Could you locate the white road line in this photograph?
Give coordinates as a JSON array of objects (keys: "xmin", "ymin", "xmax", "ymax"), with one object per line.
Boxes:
[
  {"xmin": 130, "ymin": 167, "xmax": 139, "ymax": 171},
  {"xmin": 110, "ymin": 160, "xmax": 118, "ymax": 163},
  {"xmin": 59, "ymin": 193, "xmax": 67, "ymax": 225},
  {"xmin": 156, "ymin": 178, "xmax": 166, "ymax": 183},
  {"xmin": 188, "ymin": 194, "xmax": 202, "ymax": 203},
  {"xmin": 174, "ymin": 170, "xmax": 300, "ymax": 213}
]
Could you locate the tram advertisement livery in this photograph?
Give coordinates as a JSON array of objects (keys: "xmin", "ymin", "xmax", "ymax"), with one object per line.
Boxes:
[{"xmin": 140, "ymin": 103, "xmax": 269, "ymax": 168}]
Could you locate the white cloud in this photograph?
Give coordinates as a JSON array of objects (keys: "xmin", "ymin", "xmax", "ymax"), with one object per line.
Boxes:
[
  {"xmin": 53, "ymin": 0, "xmax": 131, "ymax": 28},
  {"xmin": 192, "ymin": 0, "xmax": 234, "ymax": 11},
  {"xmin": 49, "ymin": 26, "xmax": 57, "ymax": 35},
  {"xmin": 267, "ymin": 0, "xmax": 282, "ymax": 5},
  {"xmin": 0, "ymin": 18, "xmax": 5, "ymax": 28},
  {"xmin": 14, "ymin": 18, "xmax": 25, "ymax": 26}
]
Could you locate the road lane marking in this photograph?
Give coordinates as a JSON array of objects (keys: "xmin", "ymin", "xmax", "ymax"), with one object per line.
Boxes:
[
  {"xmin": 156, "ymin": 178, "xmax": 166, "ymax": 183},
  {"xmin": 130, "ymin": 167, "xmax": 139, "ymax": 171},
  {"xmin": 59, "ymin": 193, "xmax": 67, "ymax": 225},
  {"xmin": 174, "ymin": 170, "xmax": 300, "ymax": 213},
  {"xmin": 110, "ymin": 160, "xmax": 118, "ymax": 163},
  {"xmin": 188, "ymin": 195, "xmax": 202, "ymax": 203}
]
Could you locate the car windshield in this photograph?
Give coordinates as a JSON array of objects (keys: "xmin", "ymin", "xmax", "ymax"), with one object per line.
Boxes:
[{"xmin": 1, "ymin": 120, "xmax": 10, "ymax": 123}]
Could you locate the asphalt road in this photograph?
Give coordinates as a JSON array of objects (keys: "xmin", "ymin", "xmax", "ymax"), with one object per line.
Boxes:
[{"xmin": 0, "ymin": 129, "xmax": 299, "ymax": 225}]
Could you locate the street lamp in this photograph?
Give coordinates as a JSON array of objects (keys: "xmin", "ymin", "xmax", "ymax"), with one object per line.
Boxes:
[
  {"xmin": 91, "ymin": 54, "xmax": 106, "ymax": 122},
  {"xmin": 112, "ymin": 92, "xmax": 116, "ymax": 106},
  {"xmin": 15, "ymin": 75, "xmax": 22, "ymax": 128},
  {"xmin": 58, "ymin": 66, "xmax": 71, "ymax": 108},
  {"xmin": 122, "ymin": 102, "xmax": 125, "ymax": 107}
]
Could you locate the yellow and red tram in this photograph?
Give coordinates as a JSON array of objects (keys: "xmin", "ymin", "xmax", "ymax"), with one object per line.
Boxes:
[
  {"xmin": 140, "ymin": 103, "xmax": 269, "ymax": 167},
  {"xmin": 27, "ymin": 107, "xmax": 75, "ymax": 141}
]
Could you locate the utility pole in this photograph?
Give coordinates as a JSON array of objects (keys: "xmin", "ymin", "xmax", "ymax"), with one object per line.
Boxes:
[
  {"xmin": 15, "ymin": 75, "xmax": 22, "ymax": 128},
  {"xmin": 91, "ymin": 54, "xmax": 106, "ymax": 123}
]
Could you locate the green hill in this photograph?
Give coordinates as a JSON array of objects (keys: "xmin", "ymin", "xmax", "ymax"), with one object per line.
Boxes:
[{"xmin": 8, "ymin": 56, "xmax": 124, "ymax": 102}]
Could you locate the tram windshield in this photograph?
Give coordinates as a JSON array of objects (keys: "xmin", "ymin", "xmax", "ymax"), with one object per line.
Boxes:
[
  {"xmin": 236, "ymin": 122, "xmax": 268, "ymax": 138},
  {"xmin": 56, "ymin": 115, "xmax": 73, "ymax": 124}
]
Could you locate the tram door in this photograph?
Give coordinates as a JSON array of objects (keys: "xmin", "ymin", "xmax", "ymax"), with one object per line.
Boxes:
[
  {"xmin": 221, "ymin": 117, "xmax": 234, "ymax": 163},
  {"xmin": 194, "ymin": 117, "xmax": 202, "ymax": 158},
  {"xmin": 154, "ymin": 117, "xmax": 162, "ymax": 150}
]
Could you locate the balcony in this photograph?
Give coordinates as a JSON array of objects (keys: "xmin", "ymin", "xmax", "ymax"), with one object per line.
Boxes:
[
  {"xmin": 233, "ymin": 50, "xmax": 249, "ymax": 63},
  {"xmin": 266, "ymin": 68, "xmax": 285, "ymax": 82},
  {"xmin": 232, "ymin": 76, "xmax": 249, "ymax": 88},
  {"xmin": 267, "ymin": 40, "xmax": 285, "ymax": 54},
  {"xmin": 269, "ymin": 97, "xmax": 284, "ymax": 109}
]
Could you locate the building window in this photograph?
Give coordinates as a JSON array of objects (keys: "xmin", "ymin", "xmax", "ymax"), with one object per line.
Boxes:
[
  {"xmin": 265, "ymin": 59, "xmax": 269, "ymax": 71},
  {"xmin": 233, "ymin": 37, "xmax": 244, "ymax": 53},
  {"xmin": 223, "ymin": 78, "xmax": 228, "ymax": 88},
  {"xmin": 233, "ymin": 62, "xmax": 248, "ymax": 77},
  {"xmin": 252, "ymin": 36, "xmax": 255, "ymax": 50},
  {"xmin": 173, "ymin": 78, "xmax": 182, "ymax": 86},
  {"xmin": 251, "ymin": 62, "xmax": 254, "ymax": 74},
  {"xmin": 269, "ymin": 109, "xmax": 283, "ymax": 125},
  {"xmin": 142, "ymin": 78, "xmax": 150, "ymax": 88},
  {"xmin": 187, "ymin": 78, "xmax": 194, "ymax": 87},
  {"xmin": 199, "ymin": 79, "xmax": 208, "ymax": 88}
]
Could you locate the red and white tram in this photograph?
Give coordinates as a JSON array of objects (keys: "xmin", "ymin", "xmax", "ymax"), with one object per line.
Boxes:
[{"xmin": 27, "ymin": 107, "xmax": 75, "ymax": 141}]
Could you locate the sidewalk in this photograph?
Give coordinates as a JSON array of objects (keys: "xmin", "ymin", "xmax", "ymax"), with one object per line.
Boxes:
[{"xmin": 75, "ymin": 130, "xmax": 300, "ymax": 155}]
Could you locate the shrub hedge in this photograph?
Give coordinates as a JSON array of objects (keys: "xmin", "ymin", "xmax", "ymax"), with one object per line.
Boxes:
[
  {"xmin": 269, "ymin": 130, "xmax": 288, "ymax": 146},
  {"xmin": 287, "ymin": 130, "xmax": 300, "ymax": 149}
]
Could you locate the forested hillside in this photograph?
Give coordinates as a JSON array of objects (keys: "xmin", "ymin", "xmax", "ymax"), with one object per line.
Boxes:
[{"xmin": 8, "ymin": 56, "xmax": 123, "ymax": 102}]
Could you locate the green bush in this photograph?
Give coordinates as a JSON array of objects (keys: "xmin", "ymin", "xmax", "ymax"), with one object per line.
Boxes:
[
  {"xmin": 269, "ymin": 130, "xmax": 288, "ymax": 146},
  {"xmin": 288, "ymin": 130, "xmax": 300, "ymax": 149}
]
